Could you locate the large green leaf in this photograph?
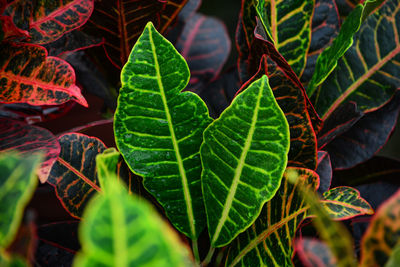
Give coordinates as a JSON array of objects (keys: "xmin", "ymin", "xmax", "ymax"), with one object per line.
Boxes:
[
  {"xmin": 360, "ymin": 189, "xmax": 400, "ymax": 266},
  {"xmin": 74, "ymin": 177, "xmax": 192, "ymax": 267},
  {"xmin": 226, "ymin": 167, "xmax": 319, "ymax": 267},
  {"xmin": 114, "ymin": 22, "xmax": 212, "ymax": 239},
  {"xmin": 0, "ymin": 152, "xmax": 42, "ymax": 249},
  {"xmin": 312, "ymin": 0, "xmax": 400, "ymax": 119},
  {"xmin": 255, "ymin": 0, "xmax": 314, "ymax": 76},
  {"xmin": 322, "ymin": 186, "xmax": 373, "ymax": 220},
  {"xmin": 201, "ymin": 75, "xmax": 290, "ymax": 247}
]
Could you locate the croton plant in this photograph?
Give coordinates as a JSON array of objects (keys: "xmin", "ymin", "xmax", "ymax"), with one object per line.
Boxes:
[{"xmin": 1, "ymin": 0, "xmax": 400, "ymax": 266}]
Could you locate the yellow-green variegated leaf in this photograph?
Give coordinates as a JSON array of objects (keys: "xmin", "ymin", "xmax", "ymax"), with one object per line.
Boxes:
[
  {"xmin": 114, "ymin": 22, "xmax": 212, "ymax": 239},
  {"xmin": 226, "ymin": 168, "xmax": 319, "ymax": 267},
  {"xmin": 74, "ymin": 178, "xmax": 193, "ymax": 267},
  {"xmin": 95, "ymin": 148, "xmax": 120, "ymax": 190},
  {"xmin": 201, "ymin": 75, "xmax": 290, "ymax": 247},
  {"xmin": 256, "ymin": 0, "xmax": 315, "ymax": 76}
]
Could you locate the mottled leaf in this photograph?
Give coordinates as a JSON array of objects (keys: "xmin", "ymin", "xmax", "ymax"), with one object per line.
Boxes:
[
  {"xmin": 114, "ymin": 22, "xmax": 212, "ymax": 239},
  {"xmin": 0, "ymin": 41, "xmax": 88, "ymax": 107},
  {"xmin": 95, "ymin": 147, "xmax": 119, "ymax": 190},
  {"xmin": 0, "ymin": 15, "xmax": 29, "ymax": 41},
  {"xmin": 385, "ymin": 242, "xmax": 400, "ymax": 267},
  {"xmin": 0, "ymin": 118, "xmax": 60, "ymax": 183},
  {"xmin": 317, "ymin": 151, "xmax": 332, "ymax": 194},
  {"xmin": 73, "ymin": 178, "xmax": 192, "ymax": 267},
  {"xmin": 226, "ymin": 168, "xmax": 319, "ymax": 267},
  {"xmin": 201, "ymin": 75, "xmax": 290, "ymax": 247},
  {"xmin": 237, "ymin": 54, "xmax": 318, "ymax": 170},
  {"xmin": 295, "ymin": 238, "xmax": 337, "ymax": 267},
  {"xmin": 3, "ymin": 0, "xmax": 32, "ymax": 32},
  {"xmin": 43, "ymin": 30, "xmax": 103, "ymax": 57},
  {"xmin": 255, "ymin": 0, "xmax": 314, "ymax": 76},
  {"xmin": 175, "ymin": 13, "xmax": 231, "ymax": 93},
  {"xmin": 301, "ymin": 0, "xmax": 340, "ymax": 84},
  {"xmin": 335, "ymin": 0, "xmax": 360, "ymax": 21},
  {"xmin": 360, "ymin": 188, "xmax": 400, "ymax": 266},
  {"xmin": 84, "ymin": 0, "xmax": 188, "ymax": 68},
  {"xmin": 0, "ymin": 152, "xmax": 41, "ymax": 248},
  {"xmin": 322, "ymin": 186, "xmax": 373, "ymax": 220},
  {"xmin": 312, "ymin": 0, "xmax": 400, "ymax": 120},
  {"xmin": 324, "ymin": 90, "xmax": 400, "ymax": 169},
  {"xmin": 47, "ymin": 133, "xmax": 105, "ymax": 218}
]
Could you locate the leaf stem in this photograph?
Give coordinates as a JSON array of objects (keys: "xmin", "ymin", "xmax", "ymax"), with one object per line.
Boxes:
[
  {"xmin": 192, "ymin": 239, "xmax": 200, "ymax": 264},
  {"xmin": 200, "ymin": 247, "xmax": 215, "ymax": 266}
]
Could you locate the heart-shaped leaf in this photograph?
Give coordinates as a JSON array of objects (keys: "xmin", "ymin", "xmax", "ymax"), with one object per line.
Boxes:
[
  {"xmin": 47, "ymin": 133, "xmax": 106, "ymax": 218},
  {"xmin": 360, "ymin": 188, "xmax": 400, "ymax": 266},
  {"xmin": 0, "ymin": 118, "xmax": 60, "ymax": 183},
  {"xmin": 201, "ymin": 75, "xmax": 290, "ymax": 247},
  {"xmin": 225, "ymin": 168, "xmax": 319, "ymax": 267},
  {"xmin": 322, "ymin": 186, "xmax": 373, "ymax": 220},
  {"xmin": 0, "ymin": 41, "xmax": 88, "ymax": 107},
  {"xmin": 295, "ymin": 238, "xmax": 337, "ymax": 267},
  {"xmin": 312, "ymin": 0, "xmax": 400, "ymax": 120},
  {"xmin": 114, "ymin": 22, "xmax": 212, "ymax": 240},
  {"xmin": 74, "ymin": 178, "xmax": 192, "ymax": 267},
  {"xmin": 255, "ymin": 0, "xmax": 314, "ymax": 76},
  {"xmin": 175, "ymin": 13, "xmax": 231, "ymax": 93},
  {"xmin": 0, "ymin": 152, "xmax": 41, "ymax": 248},
  {"xmin": 84, "ymin": 0, "xmax": 188, "ymax": 68}
]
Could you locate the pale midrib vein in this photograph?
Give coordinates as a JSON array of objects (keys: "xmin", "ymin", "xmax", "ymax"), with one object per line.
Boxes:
[
  {"xmin": 212, "ymin": 79, "xmax": 265, "ymax": 245},
  {"xmin": 110, "ymin": 192, "xmax": 128, "ymax": 267},
  {"xmin": 148, "ymin": 26, "xmax": 196, "ymax": 238}
]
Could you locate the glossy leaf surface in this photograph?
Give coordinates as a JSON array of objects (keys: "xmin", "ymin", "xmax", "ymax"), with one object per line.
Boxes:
[
  {"xmin": 175, "ymin": 13, "xmax": 230, "ymax": 93},
  {"xmin": 47, "ymin": 133, "xmax": 106, "ymax": 218},
  {"xmin": 226, "ymin": 168, "xmax": 319, "ymax": 267},
  {"xmin": 360, "ymin": 189, "xmax": 400, "ymax": 266},
  {"xmin": 0, "ymin": 152, "xmax": 41, "ymax": 248},
  {"xmin": 312, "ymin": 0, "xmax": 400, "ymax": 119},
  {"xmin": 255, "ymin": 0, "xmax": 314, "ymax": 75},
  {"xmin": 0, "ymin": 42, "xmax": 87, "ymax": 107},
  {"xmin": 201, "ymin": 75, "xmax": 290, "ymax": 247},
  {"xmin": 74, "ymin": 178, "xmax": 192, "ymax": 267},
  {"xmin": 322, "ymin": 186, "xmax": 373, "ymax": 220},
  {"xmin": 114, "ymin": 22, "xmax": 212, "ymax": 239},
  {"xmin": 84, "ymin": 0, "xmax": 188, "ymax": 68},
  {"xmin": 0, "ymin": 118, "xmax": 60, "ymax": 183},
  {"xmin": 28, "ymin": 0, "xmax": 94, "ymax": 44},
  {"xmin": 295, "ymin": 238, "xmax": 337, "ymax": 267}
]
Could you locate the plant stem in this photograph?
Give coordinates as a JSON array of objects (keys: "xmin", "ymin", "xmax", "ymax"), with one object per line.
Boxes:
[
  {"xmin": 200, "ymin": 247, "xmax": 215, "ymax": 266},
  {"xmin": 192, "ymin": 239, "xmax": 201, "ymax": 264}
]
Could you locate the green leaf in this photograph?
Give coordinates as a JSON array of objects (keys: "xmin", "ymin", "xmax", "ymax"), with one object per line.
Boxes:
[
  {"xmin": 201, "ymin": 75, "xmax": 290, "ymax": 247},
  {"xmin": 0, "ymin": 152, "xmax": 42, "ymax": 249},
  {"xmin": 226, "ymin": 167, "xmax": 319, "ymax": 267},
  {"xmin": 96, "ymin": 148, "xmax": 120, "ymax": 190},
  {"xmin": 255, "ymin": 0, "xmax": 315, "ymax": 76},
  {"xmin": 74, "ymin": 177, "xmax": 193, "ymax": 267},
  {"xmin": 360, "ymin": 189, "xmax": 400, "ymax": 266},
  {"xmin": 114, "ymin": 22, "xmax": 212, "ymax": 239},
  {"xmin": 311, "ymin": 0, "xmax": 400, "ymax": 119},
  {"xmin": 385, "ymin": 242, "xmax": 400, "ymax": 267},
  {"xmin": 0, "ymin": 252, "xmax": 27, "ymax": 267},
  {"xmin": 322, "ymin": 186, "xmax": 374, "ymax": 220},
  {"xmin": 286, "ymin": 169, "xmax": 357, "ymax": 267}
]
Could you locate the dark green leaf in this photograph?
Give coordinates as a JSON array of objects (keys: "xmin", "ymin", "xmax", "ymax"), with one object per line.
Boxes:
[
  {"xmin": 201, "ymin": 75, "xmax": 290, "ymax": 247},
  {"xmin": 114, "ymin": 22, "xmax": 212, "ymax": 239}
]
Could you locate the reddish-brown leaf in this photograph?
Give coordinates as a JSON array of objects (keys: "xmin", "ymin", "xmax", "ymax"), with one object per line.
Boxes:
[
  {"xmin": 0, "ymin": 41, "xmax": 87, "ymax": 107},
  {"xmin": 0, "ymin": 15, "xmax": 29, "ymax": 40},
  {"xmin": 0, "ymin": 118, "xmax": 60, "ymax": 183}
]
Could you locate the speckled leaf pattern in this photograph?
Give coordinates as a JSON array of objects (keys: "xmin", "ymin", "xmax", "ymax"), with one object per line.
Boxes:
[
  {"xmin": 312, "ymin": 0, "xmax": 400, "ymax": 120},
  {"xmin": 295, "ymin": 238, "xmax": 337, "ymax": 267},
  {"xmin": 27, "ymin": 0, "xmax": 94, "ymax": 44},
  {"xmin": 47, "ymin": 133, "xmax": 106, "ymax": 218},
  {"xmin": 256, "ymin": 0, "xmax": 314, "ymax": 76},
  {"xmin": 201, "ymin": 75, "xmax": 290, "ymax": 247},
  {"xmin": 360, "ymin": 189, "xmax": 400, "ymax": 266},
  {"xmin": 0, "ymin": 118, "xmax": 60, "ymax": 183},
  {"xmin": 225, "ymin": 168, "xmax": 319, "ymax": 267},
  {"xmin": 322, "ymin": 186, "xmax": 373, "ymax": 220},
  {"xmin": 84, "ymin": 0, "xmax": 188, "ymax": 68},
  {"xmin": 114, "ymin": 22, "xmax": 212, "ymax": 240},
  {"xmin": 0, "ymin": 42, "xmax": 88, "ymax": 107},
  {"xmin": 0, "ymin": 152, "xmax": 41, "ymax": 248},
  {"xmin": 74, "ymin": 178, "xmax": 192, "ymax": 267}
]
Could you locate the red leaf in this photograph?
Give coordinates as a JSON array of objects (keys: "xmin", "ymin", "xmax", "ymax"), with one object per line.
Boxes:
[
  {"xmin": 0, "ymin": 15, "xmax": 29, "ymax": 40},
  {"xmin": 0, "ymin": 118, "xmax": 61, "ymax": 183},
  {"xmin": 0, "ymin": 41, "xmax": 88, "ymax": 107}
]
